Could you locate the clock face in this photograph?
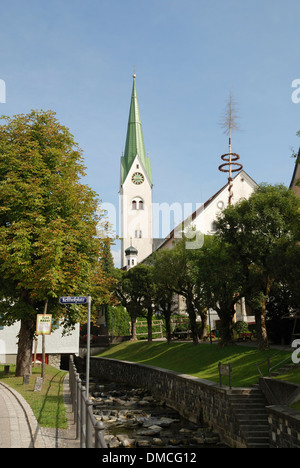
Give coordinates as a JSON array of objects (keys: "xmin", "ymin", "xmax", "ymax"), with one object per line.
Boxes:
[{"xmin": 132, "ymin": 172, "xmax": 144, "ymax": 185}]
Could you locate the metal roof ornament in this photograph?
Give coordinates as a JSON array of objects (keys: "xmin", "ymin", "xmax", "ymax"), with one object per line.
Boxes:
[{"xmin": 219, "ymin": 92, "xmax": 243, "ymax": 205}]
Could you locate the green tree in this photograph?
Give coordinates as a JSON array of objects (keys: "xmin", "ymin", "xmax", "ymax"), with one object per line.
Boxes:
[
  {"xmin": 114, "ymin": 264, "xmax": 157, "ymax": 342},
  {"xmin": 217, "ymin": 184, "xmax": 300, "ymax": 350},
  {"xmin": 0, "ymin": 110, "xmax": 110, "ymax": 375},
  {"xmin": 114, "ymin": 268, "xmax": 145, "ymax": 340},
  {"xmin": 193, "ymin": 235, "xmax": 243, "ymax": 346},
  {"xmin": 152, "ymin": 239, "xmax": 204, "ymax": 345},
  {"xmin": 152, "ymin": 279, "xmax": 174, "ymax": 344},
  {"xmin": 106, "ymin": 305, "xmax": 130, "ymax": 337}
]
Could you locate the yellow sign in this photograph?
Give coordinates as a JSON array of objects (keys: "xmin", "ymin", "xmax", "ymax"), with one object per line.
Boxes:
[{"xmin": 36, "ymin": 314, "xmax": 52, "ymax": 335}]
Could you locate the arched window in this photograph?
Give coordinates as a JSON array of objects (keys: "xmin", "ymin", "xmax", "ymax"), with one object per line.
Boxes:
[{"xmin": 131, "ymin": 197, "xmax": 144, "ymax": 210}]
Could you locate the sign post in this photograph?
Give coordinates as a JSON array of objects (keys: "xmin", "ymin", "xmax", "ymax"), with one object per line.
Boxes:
[
  {"xmin": 86, "ymin": 296, "xmax": 91, "ymax": 398},
  {"xmin": 59, "ymin": 295, "xmax": 91, "ymax": 398},
  {"xmin": 36, "ymin": 298, "xmax": 50, "ymax": 380},
  {"xmin": 218, "ymin": 362, "xmax": 232, "ymax": 389}
]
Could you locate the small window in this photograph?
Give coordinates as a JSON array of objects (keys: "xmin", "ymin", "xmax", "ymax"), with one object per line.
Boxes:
[
  {"xmin": 132, "ymin": 259, "xmax": 135, "ymax": 265},
  {"xmin": 135, "ymin": 230, "xmax": 142, "ymax": 238},
  {"xmin": 132, "ymin": 197, "xmax": 144, "ymax": 210},
  {"xmin": 211, "ymin": 221, "xmax": 217, "ymax": 232}
]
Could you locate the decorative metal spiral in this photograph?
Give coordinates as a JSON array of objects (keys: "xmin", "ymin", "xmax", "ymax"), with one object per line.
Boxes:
[{"xmin": 218, "ymin": 152, "xmax": 243, "ymax": 206}]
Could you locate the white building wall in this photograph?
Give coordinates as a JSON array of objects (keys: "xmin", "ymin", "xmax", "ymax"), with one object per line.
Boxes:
[
  {"xmin": 193, "ymin": 171, "xmax": 257, "ymax": 235},
  {"xmin": 155, "ymin": 170, "xmax": 258, "ymax": 327},
  {"xmin": 0, "ymin": 321, "xmax": 79, "ymax": 364}
]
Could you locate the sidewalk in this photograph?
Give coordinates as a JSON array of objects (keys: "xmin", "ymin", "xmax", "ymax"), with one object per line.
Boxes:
[{"xmin": 0, "ymin": 373, "xmax": 80, "ymax": 448}]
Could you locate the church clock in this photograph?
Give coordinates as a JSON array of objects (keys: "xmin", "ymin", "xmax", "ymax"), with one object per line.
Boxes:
[{"xmin": 132, "ymin": 172, "xmax": 144, "ymax": 185}]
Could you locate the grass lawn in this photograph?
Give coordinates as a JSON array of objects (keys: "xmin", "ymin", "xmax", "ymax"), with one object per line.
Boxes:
[
  {"xmin": 0, "ymin": 364, "xmax": 68, "ymax": 429},
  {"xmin": 96, "ymin": 341, "xmax": 296, "ymax": 388}
]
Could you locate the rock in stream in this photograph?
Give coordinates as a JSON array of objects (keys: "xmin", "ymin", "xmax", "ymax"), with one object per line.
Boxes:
[{"xmin": 86, "ymin": 378, "xmax": 227, "ymax": 449}]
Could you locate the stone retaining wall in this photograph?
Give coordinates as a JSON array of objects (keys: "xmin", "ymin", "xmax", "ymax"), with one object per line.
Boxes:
[
  {"xmin": 89, "ymin": 357, "xmax": 247, "ymax": 448},
  {"xmin": 258, "ymin": 377, "xmax": 300, "ymax": 448},
  {"xmin": 267, "ymin": 406, "xmax": 300, "ymax": 448}
]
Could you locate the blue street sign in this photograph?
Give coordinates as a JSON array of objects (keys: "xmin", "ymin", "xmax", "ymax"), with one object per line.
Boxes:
[{"xmin": 59, "ymin": 296, "xmax": 87, "ymax": 304}]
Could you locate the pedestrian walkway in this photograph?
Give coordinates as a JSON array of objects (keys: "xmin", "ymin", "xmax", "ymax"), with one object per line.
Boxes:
[{"xmin": 0, "ymin": 373, "xmax": 80, "ymax": 448}]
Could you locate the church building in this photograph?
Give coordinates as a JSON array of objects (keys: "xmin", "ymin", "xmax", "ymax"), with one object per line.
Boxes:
[
  {"xmin": 120, "ymin": 75, "xmax": 153, "ymax": 269},
  {"xmin": 118, "ymin": 76, "xmax": 260, "ymax": 327},
  {"xmin": 119, "ymin": 75, "xmax": 259, "ymax": 271}
]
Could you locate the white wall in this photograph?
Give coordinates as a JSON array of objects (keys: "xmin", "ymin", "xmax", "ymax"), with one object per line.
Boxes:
[{"xmin": 0, "ymin": 321, "xmax": 79, "ymax": 364}]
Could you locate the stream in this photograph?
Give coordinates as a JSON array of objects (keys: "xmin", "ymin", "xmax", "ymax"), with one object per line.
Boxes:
[{"xmin": 84, "ymin": 376, "xmax": 228, "ymax": 449}]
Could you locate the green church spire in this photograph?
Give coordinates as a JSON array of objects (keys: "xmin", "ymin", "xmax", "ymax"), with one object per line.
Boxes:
[{"xmin": 120, "ymin": 75, "xmax": 153, "ymax": 185}]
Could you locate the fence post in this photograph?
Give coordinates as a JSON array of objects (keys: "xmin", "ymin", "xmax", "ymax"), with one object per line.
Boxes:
[
  {"xmin": 86, "ymin": 400, "xmax": 94, "ymax": 448},
  {"xmin": 68, "ymin": 358, "xmax": 108, "ymax": 448},
  {"xmin": 80, "ymin": 385, "xmax": 86, "ymax": 448},
  {"xmin": 75, "ymin": 375, "xmax": 81, "ymax": 439},
  {"xmin": 95, "ymin": 421, "xmax": 107, "ymax": 448}
]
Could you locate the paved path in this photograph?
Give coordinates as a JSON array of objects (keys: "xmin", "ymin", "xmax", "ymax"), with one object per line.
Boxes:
[{"xmin": 0, "ymin": 373, "xmax": 80, "ymax": 448}]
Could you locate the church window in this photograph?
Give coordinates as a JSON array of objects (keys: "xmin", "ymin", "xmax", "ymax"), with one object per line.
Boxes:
[
  {"xmin": 135, "ymin": 230, "xmax": 142, "ymax": 238},
  {"xmin": 211, "ymin": 221, "xmax": 217, "ymax": 232},
  {"xmin": 132, "ymin": 197, "xmax": 144, "ymax": 210}
]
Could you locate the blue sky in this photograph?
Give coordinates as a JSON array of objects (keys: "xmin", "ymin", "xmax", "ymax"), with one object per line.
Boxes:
[{"xmin": 0, "ymin": 0, "xmax": 300, "ymax": 263}]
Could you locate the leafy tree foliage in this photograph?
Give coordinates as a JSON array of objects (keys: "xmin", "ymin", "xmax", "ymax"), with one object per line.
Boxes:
[
  {"xmin": 0, "ymin": 110, "xmax": 113, "ymax": 375},
  {"xmin": 216, "ymin": 184, "xmax": 300, "ymax": 350}
]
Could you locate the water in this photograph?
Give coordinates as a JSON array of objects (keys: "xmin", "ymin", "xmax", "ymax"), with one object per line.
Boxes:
[{"xmin": 87, "ymin": 378, "xmax": 228, "ymax": 449}]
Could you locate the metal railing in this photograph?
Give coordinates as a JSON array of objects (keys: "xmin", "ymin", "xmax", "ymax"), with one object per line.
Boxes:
[
  {"xmin": 69, "ymin": 356, "xmax": 107, "ymax": 448},
  {"xmin": 256, "ymin": 352, "xmax": 292, "ymax": 377}
]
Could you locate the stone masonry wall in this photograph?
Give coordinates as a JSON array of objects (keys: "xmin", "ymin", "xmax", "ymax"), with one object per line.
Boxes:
[
  {"xmin": 89, "ymin": 357, "xmax": 247, "ymax": 448},
  {"xmin": 267, "ymin": 406, "xmax": 300, "ymax": 448}
]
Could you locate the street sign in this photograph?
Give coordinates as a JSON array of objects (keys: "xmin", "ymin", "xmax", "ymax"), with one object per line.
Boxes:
[{"xmin": 59, "ymin": 296, "xmax": 88, "ymax": 304}]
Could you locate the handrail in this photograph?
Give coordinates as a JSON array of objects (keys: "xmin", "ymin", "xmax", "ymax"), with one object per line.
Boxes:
[
  {"xmin": 69, "ymin": 356, "xmax": 107, "ymax": 448},
  {"xmin": 256, "ymin": 352, "xmax": 292, "ymax": 377},
  {"xmin": 269, "ymin": 356, "xmax": 293, "ymax": 375},
  {"xmin": 256, "ymin": 356, "xmax": 271, "ymax": 377}
]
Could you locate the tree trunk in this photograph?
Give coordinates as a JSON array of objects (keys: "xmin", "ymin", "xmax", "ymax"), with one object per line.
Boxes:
[
  {"xmin": 164, "ymin": 307, "xmax": 172, "ymax": 344},
  {"xmin": 218, "ymin": 307, "xmax": 235, "ymax": 347},
  {"xmin": 130, "ymin": 316, "xmax": 137, "ymax": 341},
  {"xmin": 255, "ymin": 307, "xmax": 269, "ymax": 351},
  {"xmin": 198, "ymin": 309, "xmax": 208, "ymax": 340},
  {"xmin": 218, "ymin": 317, "xmax": 233, "ymax": 347},
  {"xmin": 186, "ymin": 296, "xmax": 199, "ymax": 345},
  {"xmin": 15, "ymin": 318, "xmax": 35, "ymax": 377},
  {"xmin": 255, "ymin": 278, "xmax": 272, "ymax": 351}
]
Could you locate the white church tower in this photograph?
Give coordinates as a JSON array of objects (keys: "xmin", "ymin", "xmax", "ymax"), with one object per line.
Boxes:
[{"xmin": 120, "ymin": 75, "xmax": 153, "ymax": 269}]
